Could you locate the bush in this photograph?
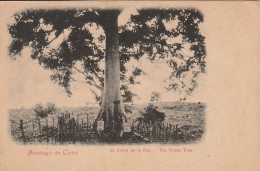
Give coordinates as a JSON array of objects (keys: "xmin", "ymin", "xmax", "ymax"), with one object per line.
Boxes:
[
  {"xmin": 137, "ymin": 104, "xmax": 165, "ymax": 124},
  {"xmin": 34, "ymin": 102, "xmax": 56, "ymax": 119}
]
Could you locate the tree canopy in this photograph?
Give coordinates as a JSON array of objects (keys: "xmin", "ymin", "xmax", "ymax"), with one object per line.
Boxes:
[{"xmin": 8, "ymin": 8, "xmax": 206, "ymax": 102}]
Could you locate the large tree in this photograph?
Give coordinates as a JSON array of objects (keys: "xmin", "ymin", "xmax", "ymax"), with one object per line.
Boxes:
[{"xmin": 8, "ymin": 8, "xmax": 206, "ymax": 135}]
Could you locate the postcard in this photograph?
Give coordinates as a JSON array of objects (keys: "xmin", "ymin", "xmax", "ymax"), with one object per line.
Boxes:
[{"xmin": 0, "ymin": 1, "xmax": 259, "ymax": 170}]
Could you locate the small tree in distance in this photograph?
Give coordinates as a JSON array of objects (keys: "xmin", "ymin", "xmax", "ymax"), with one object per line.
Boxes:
[
  {"xmin": 34, "ymin": 102, "xmax": 56, "ymax": 119},
  {"xmin": 150, "ymin": 92, "xmax": 161, "ymax": 102}
]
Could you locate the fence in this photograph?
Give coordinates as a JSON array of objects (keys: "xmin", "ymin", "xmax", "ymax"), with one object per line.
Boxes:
[
  {"xmin": 11, "ymin": 118, "xmax": 59, "ymax": 144},
  {"xmin": 10, "ymin": 114, "xmax": 105, "ymax": 144},
  {"xmin": 10, "ymin": 114, "xmax": 194, "ymax": 144},
  {"xmin": 132, "ymin": 121, "xmax": 180, "ymax": 142}
]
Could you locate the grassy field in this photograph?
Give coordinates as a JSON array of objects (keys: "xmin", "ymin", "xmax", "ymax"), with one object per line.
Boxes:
[{"xmin": 9, "ymin": 101, "xmax": 206, "ymax": 144}]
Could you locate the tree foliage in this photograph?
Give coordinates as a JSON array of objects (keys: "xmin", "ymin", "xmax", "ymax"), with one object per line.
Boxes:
[
  {"xmin": 8, "ymin": 8, "xmax": 206, "ymax": 101},
  {"xmin": 120, "ymin": 9, "xmax": 206, "ymax": 98}
]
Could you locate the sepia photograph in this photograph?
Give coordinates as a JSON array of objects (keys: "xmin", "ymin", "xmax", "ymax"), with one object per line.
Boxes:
[{"xmin": 8, "ymin": 7, "xmax": 206, "ymax": 145}]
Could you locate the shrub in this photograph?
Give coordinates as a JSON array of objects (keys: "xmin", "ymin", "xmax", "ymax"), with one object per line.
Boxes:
[
  {"xmin": 137, "ymin": 104, "xmax": 165, "ymax": 124},
  {"xmin": 34, "ymin": 102, "xmax": 56, "ymax": 119}
]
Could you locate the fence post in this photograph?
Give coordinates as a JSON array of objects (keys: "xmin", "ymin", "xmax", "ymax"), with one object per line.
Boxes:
[
  {"xmin": 59, "ymin": 117, "xmax": 63, "ymax": 143},
  {"xmin": 72, "ymin": 125, "xmax": 75, "ymax": 143},
  {"xmin": 11, "ymin": 121, "xmax": 14, "ymax": 136},
  {"xmin": 175, "ymin": 125, "xmax": 178, "ymax": 140},
  {"xmin": 146, "ymin": 124, "xmax": 148, "ymax": 135},
  {"xmin": 52, "ymin": 118, "xmax": 54, "ymax": 144},
  {"xmin": 141, "ymin": 123, "xmax": 144, "ymax": 136},
  {"xmin": 160, "ymin": 124, "xmax": 162, "ymax": 139},
  {"xmin": 159, "ymin": 124, "xmax": 162, "ymax": 139},
  {"xmin": 79, "ymin": 117, "xmax": 82, "ymax": 140},
  {"xmin": 155, "ymin": 124, "xmax": 158, "ymax": 139},
  {"xmin": 38, "ymin": 119, "xmax": 41, "ymax": 133},
  {"xmin": 20, "ymin": 120, "xmax": 26, "ymax": 144},
  {"xmin": 131, "ymin": 119, "xmax": 134, "ymax": 132},
  {"xmin": 87, "ymin": 114, "xmax": 89, "ymax": 131},
  {"xmin": 169, "ymin": 124, "xmax": 172, "ymax": 139},
  {"xmin": 166, "ymin": 123, "xmax": 168, "ymax": 140},
  {"xmin": 46, "ymin": 118, "xmax": 48, "ymax": 144},
  {"xmin": 149, "ymin": 121, "xmax": 153, "ymax": 139},
  {"xmin": 92, "ymin": 119, "xmax": 95, "ymax": 130},
  {"xmin": 162, "ymin": 123, "xmax": 165, "ymax": 139},
  {"xmin": 137, "ymin": 122, "xmax": 139, "ymax": 133},
  {"xmin": 32, "ymin": 119, "xmax": 35, "ymax": 143},
  {"xmin": 172, "ymin": 124, "xmax": 174, "ymax": 137},
  {"xmin": 153, "ymin": 124, "xmax": 156, "ymax": 139},
  {"xmin": 165, "ymin": 123, "xmax": 167, "ymax": 140},
  {"xmin": 77, "ymin": 115, "xmax": 79, "ymax": 126},
  {"xmin": 81, "ymin": 118, "xmax": 83, "ymax": 130},
  {"xmin": 139, "ymin": 122, "xmax": 142, "ymax": 135},
  {"xmin": 149, "ymin": 122, "xmax": 153, "ymax": 139}
]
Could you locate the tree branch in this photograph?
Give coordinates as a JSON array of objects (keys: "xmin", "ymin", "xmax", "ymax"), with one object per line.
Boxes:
[
  {"xmin": 167, "ymin": 46, "xmax": 189, "ymax": 62},
  {"xmin": 71, "ymin": 75, "xmax": 102, "ymax": 90},
  {"xmin": 73, "ymin": 66, "xmax": 88, "ymax": 77},
  {"xmin": 86, "ymin": 79, "xmax": 102, "ymax": 90}
]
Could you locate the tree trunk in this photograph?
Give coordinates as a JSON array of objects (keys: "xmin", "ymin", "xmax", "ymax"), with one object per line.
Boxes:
[{"xmin": 97, "ymin": 10, "xmax": 126, "ymax": 135}]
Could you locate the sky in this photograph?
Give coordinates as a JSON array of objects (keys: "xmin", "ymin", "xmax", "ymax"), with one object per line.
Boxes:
[{"xmin": 7, "ymin": 7, "xmax": 207, "ymax": 109}]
